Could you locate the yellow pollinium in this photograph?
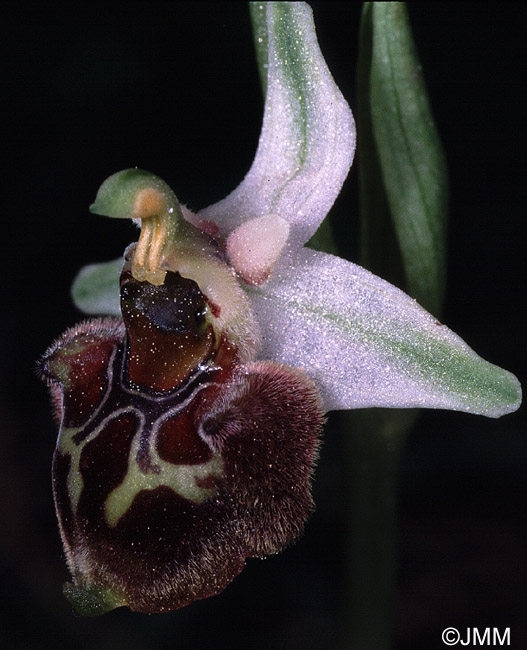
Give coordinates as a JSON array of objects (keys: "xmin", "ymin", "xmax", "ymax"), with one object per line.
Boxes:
[{"xmin": 131, "ymin": 188, "xmax": 172, "ymax": 285}]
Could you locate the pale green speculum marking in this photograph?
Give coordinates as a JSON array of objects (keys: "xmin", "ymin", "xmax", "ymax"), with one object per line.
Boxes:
[
  {"xmin": 58, "ymin": 420, "xmax": 100, "ymax": 515},
  {"xmin": 104, "ymin": 426, "xmax": 223, "ymax": 528},
  {"xmin": 58, "ymin": 407, "xmax": 224, "ymax": 528}
]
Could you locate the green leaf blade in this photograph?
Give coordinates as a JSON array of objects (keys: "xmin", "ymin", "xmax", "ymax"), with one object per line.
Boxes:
[
  {"xmin": 249, "ymin": 1, "xmax": 269, "ymax": 97},
  {"xmin": 368, "ymin": 2, "xmax": 448, "ymax": 316}
]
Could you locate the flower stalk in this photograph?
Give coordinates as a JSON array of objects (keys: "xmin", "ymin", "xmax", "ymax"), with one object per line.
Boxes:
[{"xmin": 341, "ymin": 410, "xmax": 412, "ymax": 650}]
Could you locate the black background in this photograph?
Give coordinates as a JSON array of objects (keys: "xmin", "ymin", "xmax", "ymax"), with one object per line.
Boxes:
[{"xmin": 1, "ymin": 3, "xmax": 525, "ymax": 649}]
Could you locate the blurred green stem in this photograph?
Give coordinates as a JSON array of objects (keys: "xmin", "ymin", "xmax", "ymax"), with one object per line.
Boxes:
[{"xmin": 340, "ymin": 410, "xmax": 415, "ymax": 650}]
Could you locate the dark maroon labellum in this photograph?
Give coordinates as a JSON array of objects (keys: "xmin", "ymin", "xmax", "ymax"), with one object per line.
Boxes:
[{"xmin": 40, "ymin": 268, "xmax": 323, "ymax": 615}]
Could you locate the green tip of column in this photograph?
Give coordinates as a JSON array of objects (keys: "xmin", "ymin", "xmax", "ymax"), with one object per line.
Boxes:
[{"xmin": 89, "ymin": 168, "xmax": 179, "ymax": 219}]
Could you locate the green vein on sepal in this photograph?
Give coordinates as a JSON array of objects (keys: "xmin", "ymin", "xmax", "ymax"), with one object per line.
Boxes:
[{"xmin": 248, "ymin": 249, "xmax": 521, "ymax": 419}]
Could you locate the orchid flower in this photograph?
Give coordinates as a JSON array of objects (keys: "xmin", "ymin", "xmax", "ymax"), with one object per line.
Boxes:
[{"xmin": 40, "ymin": 2, "xmax": 521, "ymax": 616}]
